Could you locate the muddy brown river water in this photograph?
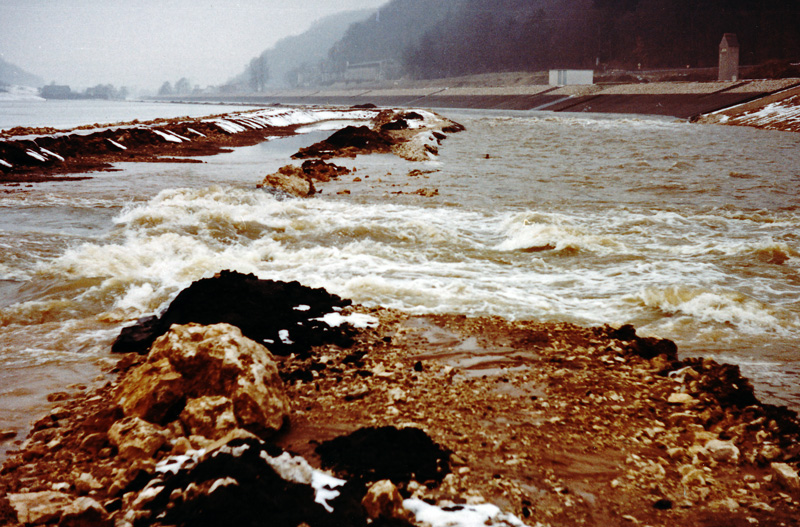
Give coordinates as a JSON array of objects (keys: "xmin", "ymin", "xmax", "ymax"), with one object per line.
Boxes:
[{"xmin": 1, "ymin": 103, "xmax": 799, "ymax": 458}]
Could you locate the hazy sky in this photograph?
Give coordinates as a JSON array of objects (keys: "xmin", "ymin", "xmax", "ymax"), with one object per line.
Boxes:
[{"xmin": 0, "ymin": 0, "xmax": 386, "ymax": 92}]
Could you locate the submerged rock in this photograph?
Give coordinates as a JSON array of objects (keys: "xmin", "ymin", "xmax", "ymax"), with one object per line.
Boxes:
[
  {"xmin": 257, "ymin": 165, "xmax": 315, "ymax": 197},
  {"xmin": 111, "ymin": 270, "xmax": 353, "ymax": 356},
  {"xmin": 257, "ymin": 160, "xmax": 350, "ymax": 197}
]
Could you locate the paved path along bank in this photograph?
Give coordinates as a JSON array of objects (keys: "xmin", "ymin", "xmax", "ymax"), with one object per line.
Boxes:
[{"xmin": 166, "ymin": 78, "xmax": 800, "ymax": 121}]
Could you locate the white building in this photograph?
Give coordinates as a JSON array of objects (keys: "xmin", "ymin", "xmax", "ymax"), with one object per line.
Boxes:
[{"xmin": 549, "ymin": 70, "xmax": 594, "ymax": 86}]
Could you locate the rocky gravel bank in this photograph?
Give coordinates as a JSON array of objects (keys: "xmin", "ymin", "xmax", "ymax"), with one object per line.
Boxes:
[{"xmin": 1, "ymin": 273, "xmax": 799, "ymax": 527}]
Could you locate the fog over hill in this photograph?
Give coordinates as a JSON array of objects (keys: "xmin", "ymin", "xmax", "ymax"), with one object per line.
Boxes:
[
  {"xmin": 0, "ymin": 57, "xmax": 44, "ymax": 88},
  {"xmin": 232, "ymin": 9, "xmax": 376, "ymax": 89}
]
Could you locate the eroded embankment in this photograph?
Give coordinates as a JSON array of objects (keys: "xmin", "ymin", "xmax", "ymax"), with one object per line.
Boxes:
[
  {"xmin": 695, "ymin": 84, "xmax": 800, "ymax": 133},
  {"xmin": 1, "ymin": 272, "xmax": 799, "ymax": 527},
  {"xmin": 0, "ymin": 108, "xmax": 383, "ymax": 183}
]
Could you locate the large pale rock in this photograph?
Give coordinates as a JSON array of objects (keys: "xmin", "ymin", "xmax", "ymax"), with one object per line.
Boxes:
[
  {"xmin": 257, "ymin": 165, "xmax": 315, "ymax": 197},
  {"xmin": 114, "ymin": 358, "xmax": 185, "ymax": 423},
  {"xmin": 362, "ymin": 480, "xmax": 407, "ymax": 520},
  {"xmin": 771, "ymin": 462, "xmax": 800, "ymax": 491},
  {"xmin": 60, "ymin": 497, "xmax": 112, "ymax": 527},
  {"xmin": 180, "ymin": 395, "xmax": 237, "ymax": 440},
  {"xmin": 705, "ymin": 439, "xmax": 740, "ymax": 464},
  {"xmin": 7, "ymin": 491, "xmax": 73, "ymax": 525},
  {"xmin": 667, "ymin": 393, "xmax": 696, "ymax": 405},
  {"xmin": 108, "ymin": 416, "xmax": 168, "ymax": 460},
  {"xmin": 114, "ymin": 323, "xmax": 289, "ymax": 437}
]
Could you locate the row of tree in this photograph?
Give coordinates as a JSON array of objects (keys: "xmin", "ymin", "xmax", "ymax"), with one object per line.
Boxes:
[
  {"xmin": 157, "ymin": 77, "xmax": 195, "ymax": 96},
  {"xmin": 40, "ymin": 82, "xmax": 129, "ymax": 100}
]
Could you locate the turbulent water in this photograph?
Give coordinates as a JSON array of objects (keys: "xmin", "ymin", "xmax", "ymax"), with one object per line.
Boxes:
[{"xmin": 1, "ymin": 104, "xmax": 799, "ymax": 454}]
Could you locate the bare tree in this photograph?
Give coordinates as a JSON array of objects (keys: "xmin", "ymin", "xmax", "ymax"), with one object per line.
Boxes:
[
  {"xmin": 248, "ymin": 55, "xmax": 270, "ymax": 92},
  {"xmin": 175, "ymin": 77, "xmax": 192, "ymax": 95}
]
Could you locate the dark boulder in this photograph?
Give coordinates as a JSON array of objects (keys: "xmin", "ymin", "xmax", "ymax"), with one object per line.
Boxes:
[
  {"xmin": 380, "ymin": 119, "xmax": 408, "ymax": 131},
  {"xmin": 301, "ymin": 159, "xmax": 351, "ymax": 181},
  {"xmin": 112, "ymin": 270, "xmax": 353, "ymax": 356},
  {"xmin": 609, "ymin": 324, "xmax": 678, "ymax": 361},
  {"xmin": 316, "ymin": 426, "xmax": 451, "ymax": 485},
  {"xmin": 139, "ymin": 438, "xmax": 370, "ymax": 527}
]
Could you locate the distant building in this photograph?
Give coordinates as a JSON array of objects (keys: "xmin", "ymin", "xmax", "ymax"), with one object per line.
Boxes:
[
  {"xmin": 549, "ymin": 70, "xmax": 594, "ymax": 86},
  {"xmin": 718, "ymin": 33, "xmax": 740, "ymax": 81}
]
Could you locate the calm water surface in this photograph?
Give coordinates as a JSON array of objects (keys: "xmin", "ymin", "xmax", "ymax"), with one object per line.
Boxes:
[
  {"xmin": 0, "ymin": 99, "xmax": 260, "ymax": 130},
  {"xmin": 1, "ymin": 103, "xmax": 798, "ymax": 456}
]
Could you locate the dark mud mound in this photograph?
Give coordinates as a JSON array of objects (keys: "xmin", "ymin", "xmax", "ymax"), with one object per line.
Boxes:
[
  {"xmin": 293, "ymin": 126, "xmax": 393, "ymax": 159},
  {"xmin": 608, "ymin": 324, "xmax": 679, "ymax": 361},
  {"xmin": 317, "ymin": 426, "xmax": 451, "ymax": 485},
  {"xmin": 300, "ymin": 159, "xmax": 351, "ymax": 181},
  {"xmin": 112, "ymin": 270, "xmax": 353, "ymax": 356},
  {"xmin": 139, "ymin": 439, "xmax": 368, "ymax": 527}
]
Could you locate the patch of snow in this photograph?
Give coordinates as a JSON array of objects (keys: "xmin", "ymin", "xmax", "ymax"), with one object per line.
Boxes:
[
  {"xmin": 0, "ymin": 85, "xmax": 44, "ymax": 102},
  {"xmin": 0, "ymin": 159, "xmax": 12, "ymax": 168},
  {"xmin": 187, "ymin": 127, "xmax": 206, "ymax": 137},
  {"xmin": 314, "ymin": 312, "xmax": 379, "ymax": 329},
  {"xmin": 296, "ymin": 120, "xmax": 364, "ymax": 133},
  {"xmin": 210, "ymin": 119, "xmax": 247, "ymax": 133},
  {"xmin": 107, "ymin": 139, "xmax": 127, "ymax": 150},
  {"xmin": 136, "ymin": 485, "xmax": 165, "ymax": 503},
  {"xmin": 209, "ymin": 477, "xmax": 238, "ymax": 494},
  {"xmin": 152, "ymin": 129, "xmax": 183, "ymax": 142},
  {"xmin": 39, "ymin": 148, "xmax": 64, "ymax": 161},
  {"xmin": 403, "ymin": 499, "xmax": 533, "ymax": 527},
  {"xmin": 166, "ymin": 130, "xmax": 190, "ymax": 141},
  {"xmin": 293, "ymin": 305, "xmax": 311, "ymax": 311},
  {"xmin": 155, "ymin": 450, "xmax": 204, "ymax": 474},
  {"xmin": 260, "ymin": 450, "xmax": 345, "ymax": 513},
  {"xmin": 278, "ymin": 329, "xmax": 294, "ymax": 345},
  {"xmin": 207, "ymin": 108, "xmax": 378, "ymax": 133},
  {"xmin": 25, "ymin": 149, "xmax": 47, "ymax": 162},
  {"xmin": 311, "ymin": 471, "xmax": 346, "ymax": 513},
  {"xmin": 261, "ymin": 451, "xmax": 314, "ymax": 484}
]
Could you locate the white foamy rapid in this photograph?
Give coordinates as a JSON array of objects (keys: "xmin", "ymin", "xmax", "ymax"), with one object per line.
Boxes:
[{"xmin": 1, "ymin": 106, "xmax": 799, "ymax": 426}]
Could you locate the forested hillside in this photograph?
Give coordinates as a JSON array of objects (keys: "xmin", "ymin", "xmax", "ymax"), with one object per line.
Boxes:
[{"xmin": 329, "ymin": 0, "xmax": 800, "ymax": 79}]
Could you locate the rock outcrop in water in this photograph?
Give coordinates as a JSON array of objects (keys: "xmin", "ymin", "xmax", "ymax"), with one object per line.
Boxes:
[
  {"xmin": 257, "ymin": 159, "xmax": 352, "ymax": 198},
  {"xmin": 111, "ymin": 270, "xmax": 354, "ymax": 356},
  {"xmin": 291, "ymin": 110, "xmax": 464, "ymax": 164}
]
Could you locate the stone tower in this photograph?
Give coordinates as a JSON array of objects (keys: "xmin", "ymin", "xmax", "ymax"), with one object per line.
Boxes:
[{"xmin": 719, "ymin": 33, "xmax": 740, "ymax": 81}]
